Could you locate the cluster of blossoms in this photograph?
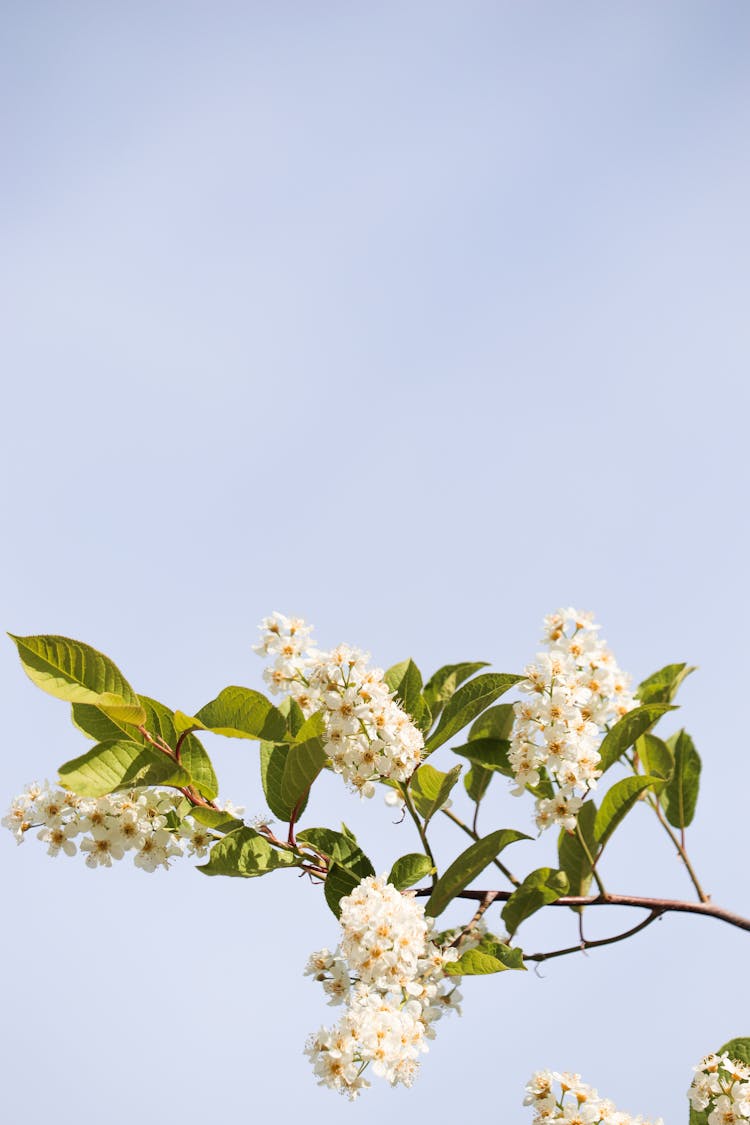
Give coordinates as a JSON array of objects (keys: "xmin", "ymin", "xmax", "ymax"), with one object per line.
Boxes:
[
  {"xmin": 524, "ymin": 1070, "xmax": 663, "ymax": 1125},
  {"xmin": 688, "ymin": 1053, "xmax": 750, "ymax": 1122},
  {"xmin": 2, "ymin": 781, "xmax": 221, "ymax": 871},
  {"xmin": 510, "ymin": 607, "xmax": 638, "ymax": 832},
  {"xmin": 304, "ymin": 874, "xmax": 463, "ymax": 1099},
  {"xmin": 255, "ymin": 613, "xmax": 424, "ymax": 797}
]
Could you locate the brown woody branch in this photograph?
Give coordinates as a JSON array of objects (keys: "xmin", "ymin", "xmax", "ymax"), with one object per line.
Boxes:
[{"xmin": 413, "ymin": 887, "xmax": 750, "ymax": 934}]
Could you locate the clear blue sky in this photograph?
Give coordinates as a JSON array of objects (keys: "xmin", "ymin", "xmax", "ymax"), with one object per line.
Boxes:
[{"xmin": 1, "ymin": 2, "xmax": 748, "ymax": 1120}]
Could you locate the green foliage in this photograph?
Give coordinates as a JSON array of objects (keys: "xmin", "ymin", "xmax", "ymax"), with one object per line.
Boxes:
[
  {"xmin": 188, "ymin": 806, "xmax": 244, "ymax": 834},
  {"xmin": 410, "ymin": 763, "xmax": 462, "ymax": 823},
  {"xmin": 260, "ymin": 743, "xmax": 306, "ymax": 823},
  {"xmin": 278, "ymin": 696, "xmax": 306, "ymax": 737},
  {"xmin": 10, "ymin": 634, "xmax": 146, "ymax": 725},
  {"xmin": 198, "ymin": 827, "xmax": 300, "ymax": 877},
  {"xmin": 637, "ymin": 663, "xmax": 695, "ymax": 704},
  {"xmin": 72, "ymin": 694, "xmax": 219, "ymax": 799},
  {"xmin": 281, "ymin": 733, "xmax": 327, "ymax": 813},
  {"xmin": 58, "ymin": 739, "xmax": 191, "ymax": 797},
  {"xmin": 662, "ymin": 730, "xmax": 701, "ymax": 829},
  {"xmin": 444, "ymin": 940, "xmax": 526, "ymax": 975},
  {"xmin": 558, "ymin": 800, "xmax": 597, "ymax": 904},
  {"xmin": 502, "ymin": 868, "xmax": 570, "ymax": 937},
  {"xmin": 324, "ymin": 861, "xmax": 362, "ymax": 917},
  {"xmin": 388, "ymin": 853, "xmax": 434, "ymax": 889},
  {"xmin": 598, "ymin": 704, "xmax": 676, "ymax": 772},
  {"xmin": 257, "ymin": 713, "xmax": 328, "ymax": 823},
  {"xmin": 422, "ymin": 662, "xmax": 489, "ymax": 725},
  {"xmin": 195, "ymin": 686, "xmax": 287, "ymax": 741},
  {"xmin": 468, "ymin": 703, "xmax": 515, "ymax": 741},
  {"xmin": 297, "ymin": 828, "xmax": 374, "ymax": 883},
  {"xmin": 425, "ymin": 828, "xmax": 529, "ymax": 917},
  {"xmin": 384, "ymin": 659, "xmax": 430, "ymax": 730},
  {"xmin": 594, "ymin": 776, "xmax": 660, "ymax": 851},
  {"xmin": 452, "ymin": 737, "xmax": 512, "ymax": 774},
  {"xmin": 464, "ymin": 765, "xmax": 493, "ymax": 804},
  {"xmin": 718, "ymin": 1037, "xmax": 750, "ymax": 1065},
  {"xmin": 635, "ymin": 733, "xmax": 674, "ymax": 780},
  {"xmin": 425, "ymin": 673, "xmax": 522, "ymax": 753}
]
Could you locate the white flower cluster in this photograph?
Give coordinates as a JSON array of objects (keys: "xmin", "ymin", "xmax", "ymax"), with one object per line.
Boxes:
[
  {"xmin": 510, "ymin": 607, "xmax": 637, "ymax": 832},
  {"xmin": 524, "ymin": 1070, "xmax": 663, "ymax": 1125},
  {"xmin": 2, "ymin": 781, "xmax": 220, "ymax": 871},
  {"xmin": 689, "ymin": 1053, "xmax": 750, "ymax": 1122},
  {"xmin": 304, "ymin": 874, "xmax": 462, "ymax": 1099},
  {"xmin": 255, "ymin": 612, "xmax": 424, "ymax": 798}
]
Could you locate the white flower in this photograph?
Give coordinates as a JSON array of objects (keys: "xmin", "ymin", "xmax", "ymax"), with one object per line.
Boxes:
[
  {"xmin": 525, "ymin": 1070, "xmax": 662, "ymax": 1125},
  {"xmin": 304, "ymin": 873, "xmax": 463, "ymax": 1098},
  {"xmin": 256, "ymin": 615, "xmax": 424, "ymax": 796},
  {"xmin": 510, "ymin": 608, "xmax": 637, "ymax": 831},
  {"xmin": 3, "ymin": 782, "xmax": 241, "ymax": 874}
]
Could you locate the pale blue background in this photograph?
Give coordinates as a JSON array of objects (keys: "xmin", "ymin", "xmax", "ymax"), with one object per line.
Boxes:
[{"xmin": 1, "ymin": 2, "xmax": 748, "ymax": 1120}]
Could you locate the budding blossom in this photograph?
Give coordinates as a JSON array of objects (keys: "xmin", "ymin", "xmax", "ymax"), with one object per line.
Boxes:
[
  {"xmin": 688, "ymin": 1054, "xmax": 750, "ymax": 1122},
  {"xmin": 524, "ymin": 1070, "xmax": 663, "ymax": 1125},
  {"xmin": 510, "ymin": 607, "xmax": 637, "ymax": 832},
  {"xmin": 2, "ymin": 781, "xmax": 223, "ymax": 871},
  {"xmin": 304, "ymin": 874, "xmax": 462, "ymax": 1099},
  {"xmin": 256, "ymin": 613, "xmax": 424, "ymax": 798}
]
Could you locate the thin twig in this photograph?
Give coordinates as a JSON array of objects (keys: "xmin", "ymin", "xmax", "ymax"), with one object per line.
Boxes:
[{"xmin": 525, "ymin": 909, "xmax": 665, "ymax": 963}]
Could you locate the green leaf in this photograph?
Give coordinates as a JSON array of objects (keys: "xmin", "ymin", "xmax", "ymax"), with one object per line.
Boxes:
[
  {"xmin": 278, "ymin": 696, "xmax": 306, "ymax": 738},
  {"xmin": 280, "ymin": 735, "xmax": 328, "ymax": 814},
  {"xmin": 385, "ymin": 659, "xmax": 422, "ymax": 714},
  {"xmin": 425, "ymin": 673, "xmax": 523, "ymax": 753},
  {"xmin": 297, "ymin": 828, "xmax": 374, "ymax": 881},
  {"xmin": 464, "ymin": 765, "xmax": 493, "ymax": 804},
  {"xmin": 324, "ymin": 861, "xmax": 362, "ymax": 918},
  {"xmin": 139, "ymin": 696, "xmax": 219, "ymax": 801},
  {"xmin": 558, "ymin": 800, "xmax": 597, "ymax": 905},
  {"xmin": 637, "ymin": 663, "xmax": 695, "ymax": 705},
  {"xmin": 410, "ymin": 763, "xmax": 462, "ymax": 823},
  {"xmin": 662, "ymin": 730, "xmax": 701, "ymax": 829},
  {"xmin": 260, "ymin": 742, "xmax": 295, "ymax": 821},
  {"xmin": 425, "ymin": 828, "xmax": 529, "ymax": 917},
  {"xmin": 71, "ymin": 695, "xmax": 219, "ymax": 800},
  {"xmin": 452, "ymin": 737, "xmax": 512, "ymax": 775},
  {"xmin": 58, "ymin": 739, "xmax": 191, "ymax": 797},
  {"xmin": 635, "ymin": 733, "xmax": 674, "ymax": 780},
  {"xmin": 10, "ymin": 634, "xmax": 145, "ymax": 725},
  {"xmin": 291, "ymin": 710, "xmax": 326, "ymax": 743},
  {"xmin": 468, "ymin": 703, "xmax": 515, "ymax": 742},
  {"xmin": 196, "ymin": 687, "xmax": 287, "ymax": 741},
  {"xmin": 385, "ymin": 659, "xmax": 432, "ymax": 732},
  {"xmin": 197, "ymin": 827, "xmax": 299, "ymax": 877},
  {"xmin": 594, "ymin": 776, "xmax": 659, "ymax": 851},
  {"xmin": 388, "ymin": 853, "xmax": 434, "ymax": 890},
  {"xmin": 501, "ymin": 868, "xmax": 569, "ymax": 937},
  {"xmin": 598, "ymin": 704, "xmax": 676, "ymax": 772},
  {"xmin": 423, "ymin": 662, "xmax": 489, "ymax": 724},
  {"xmin": 444, "ymin": 940, "xmax": 526, "ymax": 975},
  {"xmin": 718, "ymin": 1038, "xmax": 750, "ymax": 1066},
  {"xmin": 188, "ymin": 806, "xmax": 243, "ymax": 834}
]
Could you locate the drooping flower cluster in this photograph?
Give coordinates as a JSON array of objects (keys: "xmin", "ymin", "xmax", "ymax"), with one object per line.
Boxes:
[
  {"xmin": 304, "ymin": 874, "xmax": 462, "ymax": 1099},
  {"xmin": 688, "ymin": 1053, "xmax": 750, "ymax": 1121},
  {"xmin": 524, "ymin": 1070, "xmax": 663, "ymax": 1125},
  {"xmin": 255, "ymin": 613, "xmax": 424, "ymax": 797},
  {"xmin": 510, "ymin": 607, "xmax": 637, "ymax": 832},
  {"xmin": 2, "ymin": 781, "xmax": 223, "ymax": 871}
]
